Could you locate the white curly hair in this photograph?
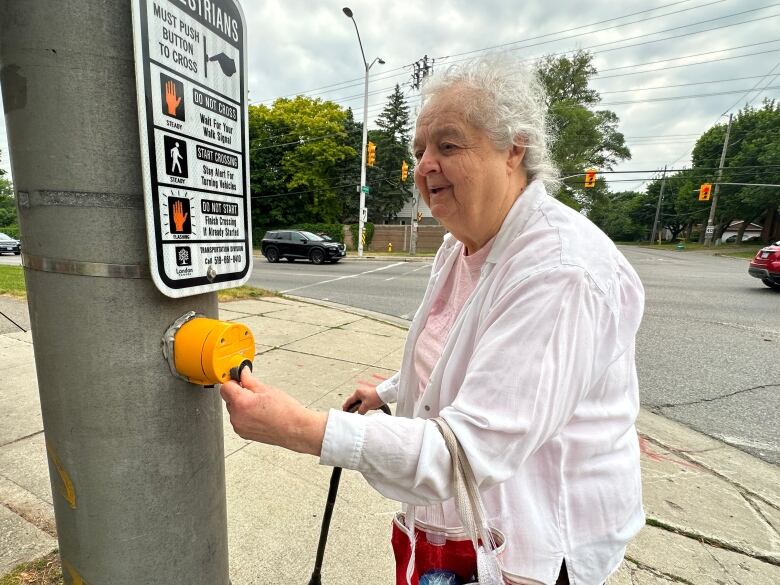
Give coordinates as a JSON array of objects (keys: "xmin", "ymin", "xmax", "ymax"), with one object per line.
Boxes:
[{"xmin": 419, "ymin": 52, "xmax": 559, "ymax": 192}]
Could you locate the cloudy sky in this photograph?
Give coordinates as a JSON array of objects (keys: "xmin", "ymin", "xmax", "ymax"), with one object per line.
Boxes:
[{"xmin": 1, "ymin": 0, "xmax": 778, "ymax": 192}]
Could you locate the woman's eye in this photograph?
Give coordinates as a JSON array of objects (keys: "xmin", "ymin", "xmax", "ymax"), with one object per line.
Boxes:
[
  {"xmin": 441, "ymin": 143, "xmax": 456, "ymax": 152},
  {"xmin": 414, "ymin": 151, "xmax": 424, "ymax": 161}
]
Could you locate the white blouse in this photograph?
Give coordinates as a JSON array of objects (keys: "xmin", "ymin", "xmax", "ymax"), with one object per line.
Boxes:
[{"xmin": 321, "ymin": 181, "xmax": 646, "ymax": 585}]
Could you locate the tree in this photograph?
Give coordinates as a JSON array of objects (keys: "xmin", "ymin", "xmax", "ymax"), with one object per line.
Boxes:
[
  {"xmin": 638, "ymin": 169, "xmax": 713, "ymax": 242},
  {"xmin": 0, "ymin": 149, "xmax": 15, "ymax": 229},
  {"xmin": 692, "ymin": 100, "xmax": 780, "ymax": 242},
  {"xmin": 366, "ymin": 85, "xmax": 414, "ymax": 222},
  {"xmin": 340, "ymin": 107, "xmax": 364, "ymax": 222},
  {"xmin": 588, "ymin": 191, "xmax": 647, "ymax": 241},
  {"xmin": 248, "ymin": 97, "xmax": 357, "ymax": 230},
  {"xmin": 538, "ymin": 51, "xmax": 631, "ymax": 211}
]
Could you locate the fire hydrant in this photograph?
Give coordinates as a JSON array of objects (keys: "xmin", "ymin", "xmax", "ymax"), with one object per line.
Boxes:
[{"xmin": 387, "ymin": 242, "xmax": 393, "ymax": 252}]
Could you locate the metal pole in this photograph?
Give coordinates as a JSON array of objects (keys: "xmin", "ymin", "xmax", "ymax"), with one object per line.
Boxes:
[
  {"xmin": 410, "ymin": 187, "xmax": 419, "ymax": 256},
  {"xmin": 344, "ymin": 8, "xmax": 382, "ymax": 258},
  {"xmin": 408, "ymin": 193, "xmax": 415, "ymax": 252},
  {"xmin": 0, "ymin": 2, "xmax": 228, "ymax": 583},
  {"xmin": 358, "ymin": 64, "xmax": 369, "ymax": 257},
  {"xmin": 650, "ymin": 165, "xmax": 667, "ymax": 245},
  {"xmin": 704, "ymin": 113, "xmax": 733, "ymax": 247}
]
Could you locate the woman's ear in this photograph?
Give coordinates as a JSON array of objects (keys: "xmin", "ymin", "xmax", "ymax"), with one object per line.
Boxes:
[{"xmin": 507, "ymin": 139, "xmax": 526, "ymax": 173}]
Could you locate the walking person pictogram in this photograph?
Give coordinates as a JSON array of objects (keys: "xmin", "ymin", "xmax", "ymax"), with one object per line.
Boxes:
[
  {"xmin": 170, "ymin": 142, "xmax": 183, "ymax": 174},
  {"xmin": 163, "ymin": 135, "xmax": 188, "ymax": 178}
]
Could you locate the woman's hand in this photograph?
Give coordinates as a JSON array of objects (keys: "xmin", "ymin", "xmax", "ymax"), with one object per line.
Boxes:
[
  {"xmin": 342, "ymin": 373, "xmax": 388, "ymax": 414},
  {"xmin": 220, "ymin": 368, "xmax": 327, "ymax": 456}
]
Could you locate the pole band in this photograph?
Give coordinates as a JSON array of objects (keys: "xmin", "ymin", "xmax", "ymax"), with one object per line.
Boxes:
[{"xmin": 22, "ymin": 253, "xmax": 149, "ymax": 279}]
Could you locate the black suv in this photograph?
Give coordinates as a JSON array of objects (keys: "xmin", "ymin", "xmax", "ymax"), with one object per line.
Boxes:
[{"xmin": 260, "ymin": 230, "xmax": 346, "ymax": 264}]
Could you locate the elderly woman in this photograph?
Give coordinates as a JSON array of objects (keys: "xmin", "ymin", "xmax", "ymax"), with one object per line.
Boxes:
[{"xmin": 220, "ymin": 54, "xmax": 645, "ymax": 585}]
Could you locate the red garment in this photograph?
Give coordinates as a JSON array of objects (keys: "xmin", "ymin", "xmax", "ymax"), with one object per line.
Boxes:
[{"xmin": 392, "ymin": 520, "xmax": 478, "ymax": 584}]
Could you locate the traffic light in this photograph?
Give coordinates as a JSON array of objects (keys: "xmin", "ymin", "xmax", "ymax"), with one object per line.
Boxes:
[
  {"xmin": 584, "ymin": 168, "xmax": 597, "ymax": 188},
  {"xmin": 367, "ymin": 141, "xmax": 376, "ymax": 167},
  {"xmin": 401, "ymin": 160, "xmax": 409, "ymax": 181},
  {"xmin": 698, "ymin": 183, "xmax": 712, "ymax": 201}
]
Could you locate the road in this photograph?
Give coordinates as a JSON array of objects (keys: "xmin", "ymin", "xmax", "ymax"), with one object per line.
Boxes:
[
  {"xmin": 248, "ymin": 258, "xmax": 432, "ymax": 320},
  {"xmin": 249, "ymin": 248, "xmax": 780, "ymax": 465},
  {"xmin": 625, "ymin": 246, "xmax": 779, "ymax": 465},
  {"xmin": 4, "ymin": 248, "xmax": 777, "ymax": 463}
]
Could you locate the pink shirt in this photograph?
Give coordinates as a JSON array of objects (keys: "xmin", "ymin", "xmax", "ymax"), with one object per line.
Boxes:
[{"xmin": 414, "ymin": 238, "xmax": 495, "ymax": 397}]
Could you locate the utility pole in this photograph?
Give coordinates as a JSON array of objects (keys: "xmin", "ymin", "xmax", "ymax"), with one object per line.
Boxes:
[
  {"xmin": 704, "ymin": 113, "xmax": 733, "ymax": 246},
  {"xmin": 411, "ymin": 54, "xmax": 435, "ymax": 90},
  {"xmin": 0, "ymin": 2, "xmax": 228, "ymax": 583},
  {"xmin": 406, "ymin": 56, "xmax": 434, "ymax": 255},
  {"xmin": 650, "ymin": 166, "xmax": 667, "ymax": 245}
]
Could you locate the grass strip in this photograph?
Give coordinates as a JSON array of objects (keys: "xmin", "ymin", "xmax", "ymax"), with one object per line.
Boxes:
[
  {"xmin": 0, "ymin": 269, "xmax": 280, "ymax": 303},
  {"xmin": 0, "ymin": 551, "xmax": 62, "ymax": 585},
  {"xmin": 0, "ymin": 266, "xmax": 26, "ymax": 298}
]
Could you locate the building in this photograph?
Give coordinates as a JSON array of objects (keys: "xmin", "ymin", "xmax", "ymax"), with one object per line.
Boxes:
[
  {"xmin": 396, "ymin": 195, "xmax": 438, "ymax": 225},
  {"xmin": 720, "ymin": 220, "xmax": 763, "ymax": 243}
]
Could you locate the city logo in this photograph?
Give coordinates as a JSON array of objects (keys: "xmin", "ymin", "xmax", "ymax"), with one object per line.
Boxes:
[{"xmin": 175, "ymin": 246, "xmax": 192, "ymax": 266}]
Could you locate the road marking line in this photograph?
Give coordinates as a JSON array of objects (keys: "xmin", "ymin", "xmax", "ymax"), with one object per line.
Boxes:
[
  {"xmin": 384, "ymin": 262, "xmax": 432, "ymax": 281},
  {"xmin": 281, "ymin": 262, "xmax": 405, "ymax": 294}
]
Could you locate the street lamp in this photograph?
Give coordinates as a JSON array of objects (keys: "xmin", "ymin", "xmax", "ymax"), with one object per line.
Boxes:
[{"xmin": 343, "ymin": 6, "xmax": 384, "ymax": 257}]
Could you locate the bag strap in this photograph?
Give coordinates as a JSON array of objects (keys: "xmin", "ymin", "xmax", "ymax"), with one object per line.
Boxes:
[{"xmin": 432, "ymin": 417, "xmax": 498, "ymax": 555}]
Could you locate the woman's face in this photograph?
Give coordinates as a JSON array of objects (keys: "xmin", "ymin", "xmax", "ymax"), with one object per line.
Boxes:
[{"xmin": 412, "ymin": 89, "xmax": 526, "ymax": 252}]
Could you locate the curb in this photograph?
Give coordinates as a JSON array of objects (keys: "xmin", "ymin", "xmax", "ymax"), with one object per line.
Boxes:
[
  {"xmin": 283, "ymin": 294, "xmax": 412, "ymax": 329},
  {"xmin": 250, "ymin": 254, "xmax": 434, "ymax": 263}
]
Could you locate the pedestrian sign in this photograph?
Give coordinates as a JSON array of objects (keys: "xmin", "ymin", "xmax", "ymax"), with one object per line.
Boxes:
[{"xmin": 131, "ymin": 0, "xmax": 251, "ymax": 297}]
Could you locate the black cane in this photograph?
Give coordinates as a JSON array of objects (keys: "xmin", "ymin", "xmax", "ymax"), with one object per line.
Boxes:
[{"xmin": 308, "ymin": 400, "xmax": 392, "ymax": 585}]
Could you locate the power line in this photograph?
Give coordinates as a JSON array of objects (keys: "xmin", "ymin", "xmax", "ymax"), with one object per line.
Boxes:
[
  {"xmin": 254, "ymin": 4, "xmax": 778, "ymax": 120},
  {"xmin": 252, "ymin": 0, "xmax": 725, "ymax": 105},
  {"xmin": 625, "ymin": 133, "xmax": 701, "ymax": 138},
  {"xmin": 343, "ymin": 69, "xmax": 772, "ymax": 107},
  {"xmin": 253, "ymin": 66, "xmax": 412, "ymax": 105},
  {"xmin": 349, "ymin": 45, "xmax": 780, "ymax": 118},
  {"xmin": 440, "ymin": 6, "xmax": 780, "ymax": 69},
  {"xmin": 600, "ymin": 84, "xmax": 780, "ymax": 106},
  {"xmin": 248, "ymin": 65, "xmax": 780, "ymax": 152},
  {"xmin": 720, "ymin": 60, "xmax": 780, "ymax": 115},
  {"xmin": 598, "ymin": 74, "xmax": 774, "ymax": 95},
  {"xmin": 596, "ymin": 39, "xmax": 780, "ymax": 75},
  {"xmin": 579, "ymin": 10, "xmax": 780, "ymax": 59},
  {"xmin": 662, "ymin": 59, "xmax": 780, "ymax": 169},
  {"xmin": 436, "ymin": 0, "xmax": 725, "ymax": 61}
]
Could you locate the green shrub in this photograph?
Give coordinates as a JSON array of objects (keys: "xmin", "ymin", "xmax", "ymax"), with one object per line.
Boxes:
[
  {"xmin": 291, "ymin": 223, "xmax": 344, "ymax": 243},
  {"xmin": 252, "ymin": 223, "xmax": 344, "ymax": 246},
  {"xmin": 349, "ymin": 223, "xmax": 374, "ymax": 251},
  {"xmin": 0, "ymin": 224, "xmax": 19, "ymax": 239}
]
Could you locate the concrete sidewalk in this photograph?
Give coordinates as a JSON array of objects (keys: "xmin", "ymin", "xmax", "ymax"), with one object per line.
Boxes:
[{"xmin": 1, "ymin": 295, "xmax": 779, "ymax": 584}]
